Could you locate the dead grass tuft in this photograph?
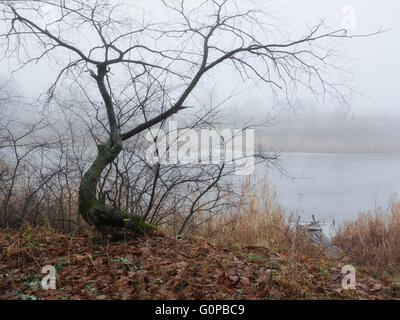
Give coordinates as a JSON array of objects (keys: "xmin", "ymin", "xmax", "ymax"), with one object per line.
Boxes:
[{"xmin": 334, "ymin": 201, "xmax": 400, "ymax": 277}]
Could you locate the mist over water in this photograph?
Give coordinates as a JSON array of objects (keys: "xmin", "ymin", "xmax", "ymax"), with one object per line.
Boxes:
[
  {"xmin": 259, "ymin": 153, "xmax": 400, "ymax": 225},
  {"xmin": 220, "ymin": 107, "xmax": 400, "ymax": 227}
]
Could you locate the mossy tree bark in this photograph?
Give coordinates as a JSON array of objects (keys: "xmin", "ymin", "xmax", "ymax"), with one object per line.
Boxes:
[
  {"xmin": 77, "ymin": 139, "xmax": 156, "ymax": 236},
  {"xmin": 77, "ymin": 64, "xmax": 156, "ymax": 237}
]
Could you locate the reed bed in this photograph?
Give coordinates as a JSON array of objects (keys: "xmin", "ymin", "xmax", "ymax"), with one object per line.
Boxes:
[{"xmin": 334, "ymin": 201, "xmax": 400, "ymax": 277}]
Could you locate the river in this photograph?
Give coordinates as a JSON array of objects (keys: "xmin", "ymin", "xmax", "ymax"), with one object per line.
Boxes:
[{"xmin": 257, "ymin": 153, "xmax": 400, "ymax": 226}]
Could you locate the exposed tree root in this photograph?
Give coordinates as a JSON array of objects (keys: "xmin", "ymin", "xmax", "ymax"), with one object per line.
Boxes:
[{"xmin": 78, "ymin": 140, "xmax": 156, "ymax": 240}]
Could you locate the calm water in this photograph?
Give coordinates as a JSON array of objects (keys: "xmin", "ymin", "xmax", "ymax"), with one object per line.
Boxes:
[{"xmin": 257, "ymin": 153, "xmax": 400, "ymax": 224}]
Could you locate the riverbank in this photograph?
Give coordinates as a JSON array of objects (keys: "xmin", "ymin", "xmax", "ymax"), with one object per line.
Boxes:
[{"xmin": 1, "ymin": 227, "xmax": 399, "ymax": 300}]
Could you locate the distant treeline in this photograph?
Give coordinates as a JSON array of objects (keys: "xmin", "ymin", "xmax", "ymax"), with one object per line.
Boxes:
[{"xmin": 255, "ymin": 114, "xmax": 400, "ymax": 153}]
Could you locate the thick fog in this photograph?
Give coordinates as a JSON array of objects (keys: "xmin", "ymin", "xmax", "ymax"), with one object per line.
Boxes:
[
  {"xmin": 1, "ymin": 0, "xmax": 399, "ymax": 152},
  {"xmin": 1, "ymin": 1, "xmax": 399, "ymax": 113}
]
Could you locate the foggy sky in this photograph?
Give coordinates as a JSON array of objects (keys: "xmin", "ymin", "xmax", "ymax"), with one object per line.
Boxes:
[
  {"xmin": 278, "ymin": 0, "xmax": 400, "ymax": 116},
  {"xmin": 1, "ymin": 0, "xmax": 399, "ymax": 118}
]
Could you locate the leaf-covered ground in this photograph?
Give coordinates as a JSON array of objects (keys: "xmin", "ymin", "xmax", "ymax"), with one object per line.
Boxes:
[{"xmin": 1, "ymin": 228, "xmax": 399, "ymax": 300}]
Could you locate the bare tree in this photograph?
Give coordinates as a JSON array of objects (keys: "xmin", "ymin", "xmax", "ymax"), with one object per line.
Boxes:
[
  {"xmin": 0, "ymin": 0, "xmax": 378, "ymax": 236},
  {"xmin": 0, "ymin": 117, "xmax": 51, "ymax": 226}
]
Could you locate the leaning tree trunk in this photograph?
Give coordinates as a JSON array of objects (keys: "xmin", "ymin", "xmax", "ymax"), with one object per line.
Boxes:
[{"xmin": 78, "ymin": 139, "xmax": 156, "ymax": 238}]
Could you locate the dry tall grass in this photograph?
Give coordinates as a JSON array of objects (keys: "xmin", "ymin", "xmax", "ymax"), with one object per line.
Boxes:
[
  {"xmin": 175, "ymin": 180, "xmax": 321, "ymax": 258},
  {"xmin": 334, "ymin": 201, "xmax": 400, "ymax": 277},
  {"xmin": 190, "ymin": 182, "xmax": 288, "ymax": 247}
]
